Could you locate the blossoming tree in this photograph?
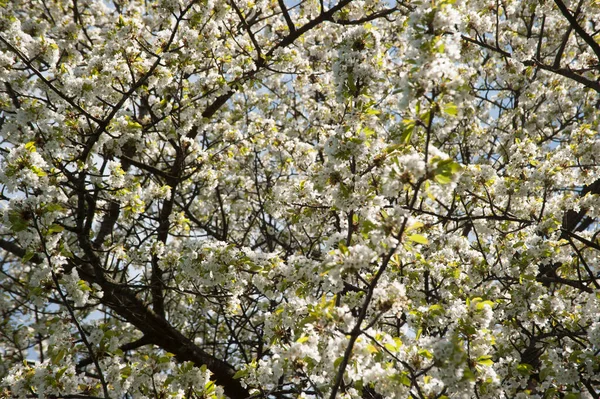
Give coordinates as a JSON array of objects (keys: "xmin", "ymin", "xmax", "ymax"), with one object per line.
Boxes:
[{"xmin": 1, "ymin": 0, "xmax": 600, "ymax": 397}]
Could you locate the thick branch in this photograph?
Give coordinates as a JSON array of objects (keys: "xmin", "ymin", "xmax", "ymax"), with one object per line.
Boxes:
[
  {"xmin": 553, "ymin": 0, "xmax": 600, "ymax": 60},
  {"xmin": 88, "ymin": 274, "xmax": 250, "ymax": 398},
  {"xmin": 524, "ymin": 59, "xmax": 600, "ymax": 93},
  {"xmin": 561, "ymin": 179, "xmax": 600, "ymax": 234},
  {"xmin": 278, "ymin": 0, "xmax": 296, "ymax": 32},
  {"xmin": 461, "ymin": 32, "xmax": 600, "ymax": 93},
  {"xmin": 0, "ymin": 240, "xmax": 250, "ymax": 399}
]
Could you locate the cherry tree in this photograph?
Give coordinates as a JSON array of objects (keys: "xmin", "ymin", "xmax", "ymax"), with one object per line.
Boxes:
[{"xmin": 1, "ymin": 0, "xmax": 600, "ymax": 397}]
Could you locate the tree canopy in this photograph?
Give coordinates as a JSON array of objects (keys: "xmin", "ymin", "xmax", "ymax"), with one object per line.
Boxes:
[{"xmin": 1, "ymin": 0, "xmax": 600, "ymax": 398}]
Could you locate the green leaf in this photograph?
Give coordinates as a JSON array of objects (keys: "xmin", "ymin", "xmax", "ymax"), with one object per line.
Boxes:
[
  {"xmin": 8, "ymin": 211, "xmax": 29, "ymax": 232},
  {"xmin": 354, "ymin": 379, "xmax": 364, "ymax": 394},
  {"xmin": 51, "ymin": 348, "xmax": 66, "ymax": 364},
  {"xmin": 400, "ymin": 120, "xmax": 415, "ymax": 143},
  {"xmin": 158, "ymin": 355, "xmax": 172, "ymax": 363},
  {"xmin": 127, "ymin": 121, "xmax": 143, "ymax": 129},
  {"xmin": 56, "ymin": 366, "xmax": 68, "ymax": 380},
  {"xmin": 517, "ymin": 363, "xmax": 533, "ymax": 375},
  {"xmin": 434, "ymin": 173, "xmax": 453, "ymax": 184},
  {"xmin": 338, "ymin": 242, "xmax": 349, "ymax": 255},
  {"xmin": 384, "ymin": 343, "xmax": 397, "ymax": 352},
  {"xmin": 233, "ymin": 369, "xmax": 248, "ymax": 379},
  {"xmin": 415, "ymin": 328, "xmax": 423, "ymax": 340},
  {"xmin": 443, "ymin": 103, "xmax": 458, "ymax": 116},
  {"xmin": 22, "ymin": 251, "xmax": 35, "ymax": 262},
  {"xmin": 47, "ymin": 224, "xmax": 64, "ymax": 234},
  {"xmin": 45, "ymin": 203, "xmax": 64, "ymax": 212},
  {"xmin": 31, "ymin": 166, "xmax": 47, "ymax": 177},
  {"xmin": 296, "ymin": 336, "xmax": 309, "ymax": 344},
  {"xmin": 78, "ymin": 280, "xmax": 92, "ymax": 292},
  {"xmin": 407, "ymin": 234, "xmax": 429, "ymax": 245},
  {"xmin": 205, "ymin": 380, "xmax": 215, "ymax": 393},
  {"xmin": 434, "ymin": 159, "xmax": 462, "ymax": 185},
  {"xmin": 418, "ymin": 349, "xmax": 433, "ymax": 359},
  {"xmin": 476, "ymin": 355, "xmax": 494, "ymax": 366},
  {"xmin": 398, "ymin": 372, "xmax": 412, "ymax": 387},
  {"xmin": 406, "ymin": 221, "xmax": 424, "ymax": 231},
  {"xmin": 539, "ymin": 367, "xmax": 552, "ymax": 381},
  {"xmin": 428, "ymin": 304, "xmax": 443, "ymax": 315},
  {"xmin": 385, "ymin": 143, "xmax": 403, "ymax": 153},
  {"xmin": 475, "ymin": 300, "xmax": 495, "ymax": 310},
  {"xmin": 334, "ymin": 357, "xmax": 344, "ymax": 368},
  {"xmin": 462, "ymin": 368, "xmax": 476, "ymax": 381}
]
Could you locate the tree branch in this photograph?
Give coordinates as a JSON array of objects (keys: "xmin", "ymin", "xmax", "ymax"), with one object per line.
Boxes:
[
  {"xmin": 0, "ymin": 239, "xmax": 251, "ymax": 399},
  {"xmin": 553, "ymin": 0, "xmax": 600, "ymax": 60}
]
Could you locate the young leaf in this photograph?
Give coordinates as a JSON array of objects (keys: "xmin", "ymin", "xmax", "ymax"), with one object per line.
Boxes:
[
  {"xmin": 443, "ymin": 103, "xmax": 458, "ymax": 116},
  {"xmin": 407, "ymin": 234, "xmax": 429, "ymax": 245}
]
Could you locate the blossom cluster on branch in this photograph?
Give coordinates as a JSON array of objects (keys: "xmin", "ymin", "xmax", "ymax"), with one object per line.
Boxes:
[{"xmin": 1, "ymin": 0, "xmax": 600, "ymax": 398}]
